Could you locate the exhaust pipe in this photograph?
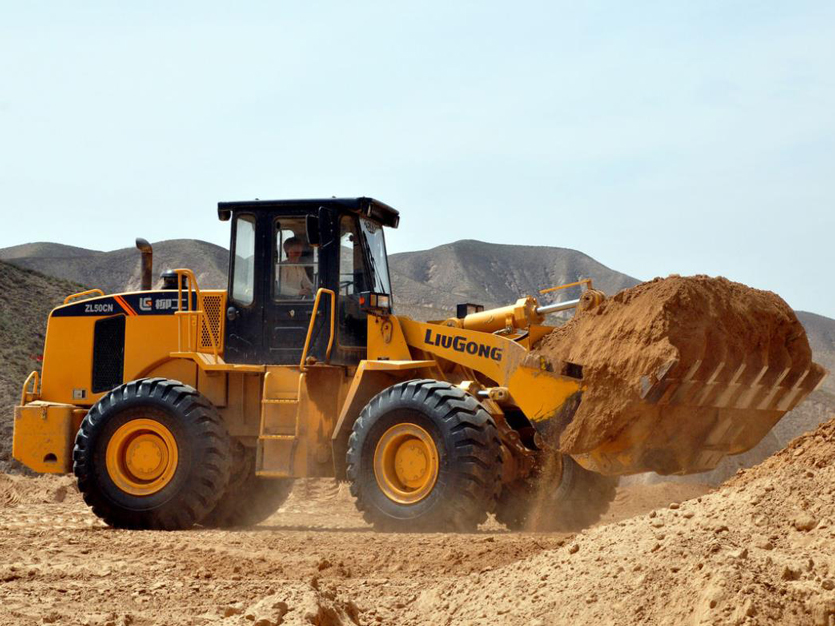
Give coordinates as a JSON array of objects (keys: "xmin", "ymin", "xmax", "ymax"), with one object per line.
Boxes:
[{"xmin": 135, "ymin": 238, "xmax": 153, "ymax": 291}]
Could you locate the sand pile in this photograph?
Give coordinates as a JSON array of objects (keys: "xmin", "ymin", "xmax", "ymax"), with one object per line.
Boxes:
[
  {"xmin": 405, "ymin": 416, "xmax": 835, "ymax": 626},
  {"xmin": 0, "ymin": 473, "xmax": 76, "ymax": 507},
  {"xmin": 204, "ymin": 580, "xmax": 361, "ymax": 626},
  {"xmin": 533, "ymin": 275, "xmax": 822, "ymax": 473}
]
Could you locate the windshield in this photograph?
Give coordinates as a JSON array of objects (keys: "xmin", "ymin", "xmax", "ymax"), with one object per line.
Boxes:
[{"xmin": 359, "ymin": 217, "xmax": 392, "ymax": 295}]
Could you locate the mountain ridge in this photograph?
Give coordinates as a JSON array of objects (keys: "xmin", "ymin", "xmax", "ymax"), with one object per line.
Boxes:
[
  {"xmin": 0, "ymin": 239, "xmax": 229, "ymax": 294},
  {"xmin": 388, "ymin": 238, "xmax": 640, "ymax": 320}
]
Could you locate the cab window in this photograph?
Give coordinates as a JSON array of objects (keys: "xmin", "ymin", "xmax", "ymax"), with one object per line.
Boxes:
[
  {"xmin": 231, "ymin": 215, "xmax": 256, "ymax": 305},
  {"xmin": 359, "ymin": 217, "xmax": 392, "ymax": 295},
  {"xmin": 273, "ymin": 217, "xmax": 318, "ymax": 300},
  {"xmin": 339, "ymin": 216, "xmax": 368, "ymax": 347}
]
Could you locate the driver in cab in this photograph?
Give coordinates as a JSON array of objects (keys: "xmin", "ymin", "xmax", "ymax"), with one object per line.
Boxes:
[{"xmin": 277, "ymin": 236, "xmax": 314, "ymax": 298}]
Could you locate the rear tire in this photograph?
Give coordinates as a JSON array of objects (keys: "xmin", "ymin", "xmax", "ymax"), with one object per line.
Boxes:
[
  {"xmin": 201, "ymin": 442, "xmax": 293, "ymax": 528},
  {"xmin": 73, "ymin": 378, "xmax": 232, "ymax": 530},
  {"xmin": 347, "ymin": 379, "xmax": 502, "ymax": 532},
  {"xmin": 496, "ymin": 455, "xmax": 618, "ymax": 531}
]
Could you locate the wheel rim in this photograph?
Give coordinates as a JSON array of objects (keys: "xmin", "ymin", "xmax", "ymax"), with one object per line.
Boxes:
[
  {"xmin": 373, "ymin": 423, "xmax": 439, "ymax": 504},
  {"xmin": 106, "ymin": 419, "xmax": 179, "ymax": 496}
]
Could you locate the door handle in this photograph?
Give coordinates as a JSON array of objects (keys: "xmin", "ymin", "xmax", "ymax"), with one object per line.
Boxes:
[{"xmin": 226, "ymin": 306, "xmax": 239, "ymax": 321}]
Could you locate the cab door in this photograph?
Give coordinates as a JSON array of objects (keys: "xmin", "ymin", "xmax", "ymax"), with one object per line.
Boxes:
[
  {"xmin": 224, "ymin": 213, "xmax": 267, "ymax": 363},
  {"xmin": 265, "ymin": 214, "xmax": 322, "ymax": 364}
]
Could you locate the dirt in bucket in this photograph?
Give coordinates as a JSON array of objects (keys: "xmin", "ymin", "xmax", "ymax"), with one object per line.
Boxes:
[{"xmin": 533, "ymin": 275, "xmax": 819, "ymax": 460}]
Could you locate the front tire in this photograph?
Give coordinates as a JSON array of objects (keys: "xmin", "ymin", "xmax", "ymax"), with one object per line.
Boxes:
[
  {"xmin": 73, "ymin": 378, "xmax": 232, "ymax": 530},
  {"xmin": 347, "ymin": 379, "xmax": 502, "ymax": 532}
]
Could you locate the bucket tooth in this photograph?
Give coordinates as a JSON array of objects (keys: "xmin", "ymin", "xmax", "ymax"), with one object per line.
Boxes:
[
  {"xmin": 731, "ymin": 365, "xmax": 769, "ymax": 409},
  {"xmin": 692, "ymin": 362, "xmax": 727, "ymax": 407},
  {"xmin": 775, "ymin": 386, "xmax": 805, "ymax": 413},
  {"xmin": 705, "ymin": 362, "xmax": 726, "ymax": 385},
  {"xmin": 714, "ymin": 363, "xmax": 747, "ymax": 409},
  {"xmin": 667, "ymin": 360, "xmax": 705, "ymax": 406},
  {"xmin": 776, "ymin": 366, "xmax": 826, "ymax": 412},
  {"xmin": 755, "ymin": 367, "xmax": 791, "ymax": 410},
  {"xmin": 764, "ymin": 385, "xmax": 791, "ymax": 412},
  {"xmin": 639, "ymin": 359, "xmax": 678, "ymax": 404}
]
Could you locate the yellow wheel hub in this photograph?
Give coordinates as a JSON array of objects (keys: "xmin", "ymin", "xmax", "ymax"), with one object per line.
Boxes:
[
  {"xmin": 106, "ymin": 419, "xmax": 179, "ymax": 496},
  {"xmin": 374, "ymin": 423, "xmax": 439, "ymax": 504}
]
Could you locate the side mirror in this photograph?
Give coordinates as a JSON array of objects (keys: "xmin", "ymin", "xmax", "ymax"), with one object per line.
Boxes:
[
  {"xmin": 306, "ymin": 214, "xmax": 320, "ymax": 247},
  {"xmin": 317, "ymin": 206, "xmax": 337, "ymax": 248}
]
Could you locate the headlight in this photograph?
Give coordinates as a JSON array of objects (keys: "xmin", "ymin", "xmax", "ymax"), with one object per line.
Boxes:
[{"xmin": 359, "ymin": 292, "xmax": 392, "ymax": 313}]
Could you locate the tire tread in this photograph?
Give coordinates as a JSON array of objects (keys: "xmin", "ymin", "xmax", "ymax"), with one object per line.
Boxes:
[
  {"xmin": 72, "ymin": 377, "xmax": 232, "ymax": 530},
  {"xmin": 347, "ymin": 379, "xmax": 502, "ymax": 532}
]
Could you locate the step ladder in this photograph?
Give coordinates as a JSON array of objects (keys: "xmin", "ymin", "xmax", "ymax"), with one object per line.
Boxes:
[{"xmin": 256, "ymin": 369, "xmax": 303, "ymax": 477}]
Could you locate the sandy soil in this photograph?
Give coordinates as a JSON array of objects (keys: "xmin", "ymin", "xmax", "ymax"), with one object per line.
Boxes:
[
  {"xmin": 0, "ymin": 474, "xmax": 710, "ymax": 626},
  {"xmin": 5, "ymin": 413, "xmax": 835, "ymax": 626},
  {"xmin": 413, "ymin": 419, "xmax": 835, "ymax": 626}
]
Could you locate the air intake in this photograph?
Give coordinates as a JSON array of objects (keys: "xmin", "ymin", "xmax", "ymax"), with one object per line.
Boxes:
[{"xmin": 199, "ymin": 295, "xmax": 223, "ymax": 351}]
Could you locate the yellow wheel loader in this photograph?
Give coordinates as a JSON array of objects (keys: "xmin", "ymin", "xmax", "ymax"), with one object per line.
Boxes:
[{"xmin": 10, "ymin": 198, "xmax": 824, "ymax": 531}]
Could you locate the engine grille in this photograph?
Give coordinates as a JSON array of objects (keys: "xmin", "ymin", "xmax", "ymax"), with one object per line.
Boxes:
[{"xmin": 92, "ymin": 315, "xmax": 125, "ymax": 393}]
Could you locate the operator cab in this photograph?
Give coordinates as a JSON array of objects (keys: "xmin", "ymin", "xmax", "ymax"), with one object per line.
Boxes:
[{"xmin": 217, "ymin": 197, "xmax": 399, "ymax": 366}]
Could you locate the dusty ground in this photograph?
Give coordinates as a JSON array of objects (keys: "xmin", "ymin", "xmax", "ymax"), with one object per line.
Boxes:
[
  {"xmin": 0, "ymin": 474, "xmax": 711, "ymax": 626},
  {"xmin": 4, "ymin": 412, "xmax": 835, "ymax": 626},
  {"xmin": 412, "ymin": 420, "xmax": 835, "ymax": 626}
]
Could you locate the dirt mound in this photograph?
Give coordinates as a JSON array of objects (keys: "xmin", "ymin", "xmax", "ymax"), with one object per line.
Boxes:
[
  {"xmin": 0, "ymin": 473, "xmax": 76, "ymax": 507},
  {"xmin": 408, "ymin": 416, "xmax": 835, "ymax": 625},
  {"xmin": 211, "ymin": 582, "xmax": 361, "ymax": 626},
  {"xmin": 730, "ymin": 413, "xmax": 835, "ymax": 488},
  {"xmin": 533, "ymin": 275, "xmax": 823, "ymax": 474},
  {"xmin": 601, "ymin": 481, "xmax": 713, "ymax": 524}
]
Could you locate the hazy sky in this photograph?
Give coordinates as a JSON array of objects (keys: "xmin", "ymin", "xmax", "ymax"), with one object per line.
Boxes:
[{"xmin": 2, "ymin": 2, "xmax": 833, "ymax": 316}]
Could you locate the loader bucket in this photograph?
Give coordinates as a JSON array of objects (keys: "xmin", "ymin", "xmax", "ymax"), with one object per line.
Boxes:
[
  {"xmin": 531, "ymin": 275, "xmax": 828, "ymax": 476},
  {"xmin": 573, "ymin": 355, "xmax": 827, "ymax": 476}
]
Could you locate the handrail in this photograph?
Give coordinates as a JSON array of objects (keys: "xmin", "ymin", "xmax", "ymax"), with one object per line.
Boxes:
[
  {"xmin": 539, "ymin": 278, "xmax": 593, "ymax": 295},
  {"xmin": 63, "ymin": 289, "xmax": 105, "ymax": 304},
  {"xmin": 20, "ymin": 371, "xmax": 39, "ymax": 406},
  {"xmin": 299, "ymin": 288, "xmax": 336, "ymax": 372},
  {"xmin": 172, "ymin": 268, "xmax": 220, "ymax": 359},
  {"xmin": 174, "ymin": 267, "xmax": 202, "ymax": 313}
]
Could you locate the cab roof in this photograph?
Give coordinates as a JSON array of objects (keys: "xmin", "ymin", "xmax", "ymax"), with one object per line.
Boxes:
[{"xmin": 217, "ymin": 197, "xmax": 399, "ymax": 228}]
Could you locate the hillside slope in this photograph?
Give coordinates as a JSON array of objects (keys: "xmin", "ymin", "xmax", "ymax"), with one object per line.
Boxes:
[
  {"xmin": 0, "ymin": 242, "xmax": 100, "ymax": 260},
  {"xmin": 797, "ymin": 311, "xmax": 835, "ymax": 393},
  {"xmin": 0, "ymin": 240, "xmax": 229, "ymax": 294},
  {"xmin": 0, "ymin": 261, "xmax": 85, "ymax": 471},
  {"xmin": 1, "ymin": 239, "xmax": 640, "ymax": 320},
  {"xmin": 389, "ymin": 239, "xmax": 640, "ymax": 319}
]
